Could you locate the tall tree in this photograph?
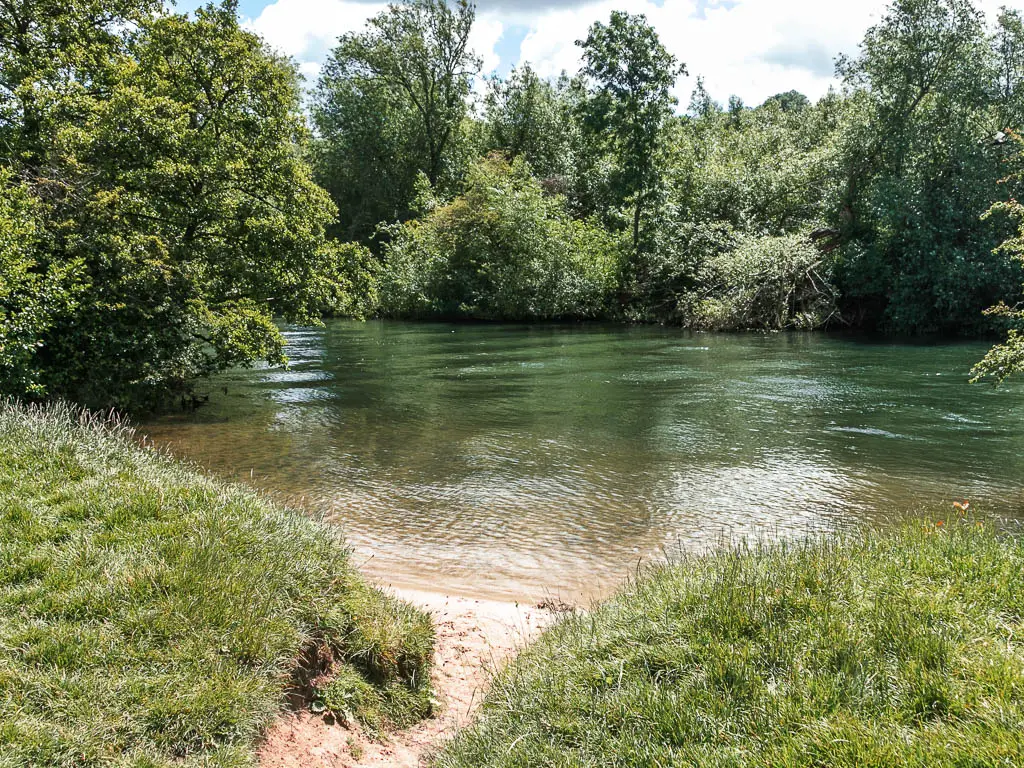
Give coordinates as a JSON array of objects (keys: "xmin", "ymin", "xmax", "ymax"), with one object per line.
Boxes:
[
  {"xmin": 0, "ymin": 0, "xmax": 159, "ymax": 170},
  {"xmin": 311, "ymin": 58, "xmax": 422, "ymax": 242},
  {"xmin": 483, "ymin": 64, "xmax": 573, "ymax": 180},
  {"xmin": 764, "ymin": 90, "xmax": 810, "ymax": 113},
  {"xmin": 834, "ymin": 0, "xmax": 1019, "ymax": 333},
  {"xmin": 577, "ymin": 11, "xmax": 683, "ymax": 258},
  {"xmin": 1, "ymin": 2, "xmax": 342, "ymax": 408},
  {"xmin": 318, "ymin": 0, "xmax": 478, "ymax": 191},
  {"xmin": 993, "ymin": 6, "xmax": 1024, "ymax": 127}
]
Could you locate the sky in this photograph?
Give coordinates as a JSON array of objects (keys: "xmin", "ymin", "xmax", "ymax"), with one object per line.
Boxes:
[{"xmin": 184, "ymin": 0, "xmax": 1024, "ymax": 107}]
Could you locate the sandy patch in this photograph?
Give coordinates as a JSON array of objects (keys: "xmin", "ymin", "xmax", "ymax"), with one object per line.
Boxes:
[{"xmin": 258, "ymin": 588, "xmax": 556, "ymax": 768}]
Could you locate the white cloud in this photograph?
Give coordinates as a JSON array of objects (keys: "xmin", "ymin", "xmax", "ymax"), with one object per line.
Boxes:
[
  {"xmin": 244, "ymin": 0, "xmax": 385, "ymax": 68},
  {"xmin": 245, "ymin": 0, "xmax": 505, "ymax": 86},
  {"xmin": 516, "ymin": 0, "xmax": 890, "ymax": 106},
  {"xmin": 470, "ymin": 11, "xmax": 505, "ymax": 73},
  {"xmin": 246, "ymin": 0, "xmax": 1024, "ymax": 105}
]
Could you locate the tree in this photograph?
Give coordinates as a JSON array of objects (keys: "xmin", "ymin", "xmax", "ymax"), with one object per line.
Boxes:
[
  {"xmin": 687, "ymin": 76, "xmax": 720, "ymax": 118},
  {"xmin": 483, "ymin": 64, "xmax": 573, "ymax": 180},
  {"xmin": 1, "ymin": 2, "xmax": 343, "ymax": 408},
  {"xmin": 993, "ymin": 7, "xmax": 1024, "ymax": 127},
  {"xmin": 318, "ymin": 0, "xmax": 478, "ymax": 191},
  {"xmin": 0, "ymin": 0, "xmax": 159, "ymax": 170},
  {"xmin": 833, "ymin": 0, "xmax": 1020, "ymax": 333},
  {"xmin": 577, "ymin": 12, "xmax": 684, "ymax": 261},
  {"xmin": 311, "ymin": 58, "xmax": 423, "ymax": 242},
  {"xmin": 0, "ymin": 170, "xmax": 82, "ymax": 396},
  {"xmin": 764, "ymin": 90, "xmax": 811, "ymax": 112},
  {"xmin": 973, "ymin": 133, "xmax": 1024, "ymax": 383}
]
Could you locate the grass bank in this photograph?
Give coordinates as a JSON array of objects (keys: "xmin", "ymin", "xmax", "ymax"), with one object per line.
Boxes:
[
  {"xmin": 0, "ymin": 402, "xmax": 433, "ymax": 767},
  {"xmin": 437, "ymin": 521, "xmax": 1024, "ymax": 767}
]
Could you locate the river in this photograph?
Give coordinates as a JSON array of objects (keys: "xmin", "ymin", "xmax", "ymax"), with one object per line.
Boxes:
[{"xmin": 141, "ymin": 321, "xmax": 1024, "ymax": 601}]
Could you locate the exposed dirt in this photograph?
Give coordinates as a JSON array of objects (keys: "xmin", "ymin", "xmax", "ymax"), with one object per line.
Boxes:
[{"xmin": 258, "ymin": 589, "xmax": 556, "ymax": 768}]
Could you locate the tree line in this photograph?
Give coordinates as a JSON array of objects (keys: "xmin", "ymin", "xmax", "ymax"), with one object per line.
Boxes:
[{"xmin": 3, "ymin": 0, "xmax": 1024, "ymax": 409}]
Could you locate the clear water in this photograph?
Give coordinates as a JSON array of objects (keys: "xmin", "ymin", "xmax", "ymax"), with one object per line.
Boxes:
[{"xmin": 142, "ymin": 321, "xmax": 1024, "ymax": 601}]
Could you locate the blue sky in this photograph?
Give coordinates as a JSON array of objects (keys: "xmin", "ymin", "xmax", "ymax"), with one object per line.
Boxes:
[{"xmin": 181, "ymin": 0, "xmax": 1022, "ymax": 106}]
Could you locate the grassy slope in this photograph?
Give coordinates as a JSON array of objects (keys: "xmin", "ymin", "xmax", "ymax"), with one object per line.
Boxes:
[
  {"xmin": 0, "ymin": 402, "xmax": 433, "ymax": 768},
  {"xmin": 437, "ymin": 523, "xmax": 1024, "ymax": 767}
]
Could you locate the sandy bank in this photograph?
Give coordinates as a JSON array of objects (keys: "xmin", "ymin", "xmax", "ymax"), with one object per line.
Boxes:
[{"xmin": 258, "ymin": 588, "xmax": 557, "ymax": 767}]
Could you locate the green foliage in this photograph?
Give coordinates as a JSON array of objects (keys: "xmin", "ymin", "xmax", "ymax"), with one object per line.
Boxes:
[
  {"xmin": 1, "ymin": 1, "xmax": 344, "ymax": 409},
  {"xmin": 672, "ymin": 95, "xmax": 845, "ymax": 236},
  {"xmin": 764, "ymin": 89, "xmax": 812, "ymax": 112},
  {"xmin": 577, "ymin": 11, "xmax": 683, "ymax": 260},
  {"xmin": 0, "ymin": 401, "xmax": 433, "ymax": 766},
  {"xmin": 0, "ymin": 172, "xmax": 83, "ymax": 396},
  {"xmin": 682, "ymin": 233, "xmax": 839, "ymax": 330},
  {"xmin": 483, "ymin": 65, "xmax": 574, "ymax": 181},
  {"xmin": 993, "ymin": 7, "xmax": 1024, "ymax": 126},
  {"xmin": 973, "ymin": 143, "xmax": 1024, "ymax": 383},
  {"xmin": 834, "ymin": 0, "xmax": 1022, "ymax": 333},
  {"xmin": 319, "ymin": 241, "xmax": 383, "ymax": 319},
  {"xmin": 311, "ymin": 48, "xmax": 423, "ymax": 243},
  {"xmin": 436, "ymin": 521, "xmax": 1024, "ymax": 768},
  {"xmin": 313, "ymin": 0, "xmax": 478, "ymax": 242},
  {"xmin": 379, "ymin": 155, "xmax": 622, "ymax": 320}
]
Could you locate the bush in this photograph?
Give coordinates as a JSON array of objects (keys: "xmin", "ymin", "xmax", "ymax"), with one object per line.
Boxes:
[
  {"xmin": 436, "ymin": 521, "xmax": 1024, "ymax": 768},
  {"xmin": 320, "ymin": 241, "xmax": 382, "ymax": 319},
  {"xmin": 0, "ymin": 172, "xmax": 83, "ymax": 397},
  {"xmin": 379, "ymin": 155, "xmax": 623, "ymax": 320},
  {"xmin": 680, "ymin": 233, "xmax": 839, "ymax": 330},
  {"xmin": 0, "ymin": 401, "xmax": 433, "ymax": 767}
]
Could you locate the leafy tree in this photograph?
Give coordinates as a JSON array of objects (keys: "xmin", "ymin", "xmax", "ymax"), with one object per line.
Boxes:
[
  {"xmin": 1, "ymin": 2, "xmax": 343, "ymax": 408},
  {"xmin": 764, "ymin": 89, "xmax": 811, "ymax": 112},
  {"xmin": 577, "ymin": 11, "xmax": 684, "ymax": 258},
  {"xmin": 727, "ymin": 95, "xmax": 745, "ymax": 126},
  {"xmin": 687, "ymin": 76, "xmax": 720, "ymax": 118},
  {"xmin": 0, "ymin": 0, "xmax": 159, "ymax": 170},
  {"xmin": 318, "ymin": 0, "xmax": 478, "ymax": 194},
  {"xmin": 834, "ymin": 0, "xmax": 1021, "ymax": 333},
  {"xmin": 973, "ymin": 133, "xmax": 1024, "ymax": 383},
  {"xmin": 993, "ymin": 7, "xmax": 1024, "ymax": 127},
  {"xmin": 0, "ymin": 170, "xmax": 82, "ymax": 395},
  {"xmin": 483, "ymin": 64, "xmax": 574, "ymax": 181},
  {"xmin": 379, "ymin": 155, "xmax": 622, "ymax": 320},
  {"xmin": 311, "ymin": 58, "xmax": 422, "ymax": 242}
]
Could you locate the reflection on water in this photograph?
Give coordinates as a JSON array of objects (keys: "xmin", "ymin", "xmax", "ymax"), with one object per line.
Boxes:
[{"xmin": 142, "ymin": 321, "xmax": 1024, "ymax": 600}]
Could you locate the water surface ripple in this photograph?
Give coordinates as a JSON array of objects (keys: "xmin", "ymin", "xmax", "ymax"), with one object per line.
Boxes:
[{"xmin": 142, "ymin": 322, "xmax": 1024, "ymax": 600}]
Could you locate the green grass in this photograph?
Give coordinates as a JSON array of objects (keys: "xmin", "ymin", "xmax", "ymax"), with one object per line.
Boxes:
[
  {"xmin": 0, "ymin": 401, "xmax": 434, "ymax": 768},
  {"xmin": 436, "ymin": 521, "xmax": 1024, "ymax": 767}
]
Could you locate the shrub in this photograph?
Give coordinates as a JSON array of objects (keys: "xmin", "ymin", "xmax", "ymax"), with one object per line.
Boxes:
[
  {"xmin": 379, "ymin": 155, "xmax": 623, "ymax": 320},
  {"xmin": 681, "ymin": 233, "xmax": 839, "ymax": 330}
]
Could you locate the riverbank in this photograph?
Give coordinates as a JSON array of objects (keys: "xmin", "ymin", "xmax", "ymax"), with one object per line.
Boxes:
[
  {"xmin": 0, "ymin": 402, "xmax": 433, "ymax": 767},
  {"xmin": 434, "ymin": 520, "xmax": 1024, "ymax": 767},
  {"xmin": 259, "ymin": 590, "xmax": 554, "ymax": 767}
]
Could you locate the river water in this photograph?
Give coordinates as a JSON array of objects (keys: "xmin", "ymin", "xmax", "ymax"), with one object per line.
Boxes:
[{"xmin": 142, "ymin": 321, "xmax": 1024, "ymax": 600}]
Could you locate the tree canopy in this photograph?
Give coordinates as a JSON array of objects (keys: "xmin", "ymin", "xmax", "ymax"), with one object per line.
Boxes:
[
  {"xmin": 6, "ymin": 0, "xmax": 1024, "ymax": 408},
  {"xmin": 1, "ymin": 0, "xmax": 343, "ymax": 408}
]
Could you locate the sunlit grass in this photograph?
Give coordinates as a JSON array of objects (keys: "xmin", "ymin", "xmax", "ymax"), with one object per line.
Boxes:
[
  {"xmin": 0, "ymin": 401, "xmax": 433, "ymax": 767},
  {"xmin": 437, "ymin": 519, "xmax": 1024, "ymax": 767}
]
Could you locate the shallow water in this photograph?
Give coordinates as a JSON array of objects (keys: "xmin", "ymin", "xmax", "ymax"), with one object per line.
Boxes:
[{"xmin": 142, "ymin": 321, "xmax": 1024, "ymax": 600}]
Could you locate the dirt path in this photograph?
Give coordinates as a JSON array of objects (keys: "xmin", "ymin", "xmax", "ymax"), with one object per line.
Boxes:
[{"xmin": 258, "ymin": 589, "xmax": 556, "ymax": 768}]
